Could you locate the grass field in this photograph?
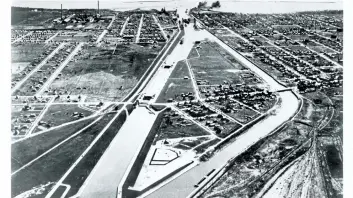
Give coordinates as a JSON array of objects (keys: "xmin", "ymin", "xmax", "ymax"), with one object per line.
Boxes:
[
  {"xmin": 187, "ymin": 41, "xmax": 262, "ymax": 86},
  {"xmin": 12, "ymin": 8, "xmax": 62, "ymax": 27},
  {"xmin": 153, "ymin": 109, "xmax": 210, "ymax": 143},
  {"xmin": 11, "ymin": 113, "xmax": 115, "ymax": 197},
  {"xmin": 156, "ymin": 61, "xmax": 195, "ymax": 103},
  {"xmin": 61, "ymin": 110, "xmax": 127, "ymax": 197},
  {"xmin": 11, "ymin": 116, "xmax": 98, "ymax": 172},
  {"xmin": 34, "ymin": 104, "xmax": 94, "ymax": 132},
  {"xmin": 48, "ymin": 43, "xmax": 164, "ymax": 101}
]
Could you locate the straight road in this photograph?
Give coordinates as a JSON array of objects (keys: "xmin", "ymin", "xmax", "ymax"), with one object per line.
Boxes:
[
  {"xmin": 152, "ymin": 15, "xmax": 168, "ymax": 40},
  {"xmin": 36, "ymin": 42, "xmax": 84, "ymax": 95},
  {"xmin": 12, "ymin": 31, "xmax": 33, "ymax": 44},
  {"xmin": 136, "ymin": 14, "xmax": 144, "ymax": 43}
]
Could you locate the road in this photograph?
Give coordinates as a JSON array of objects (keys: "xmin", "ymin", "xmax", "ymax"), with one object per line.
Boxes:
[
  {"xmin": 153, "ymin": 15, "xmax": 168, "ymax": 40},
  {"xmin": 136, "ymin": 14, "xmax": 144, "ymax": 43},
  {"xmin": 36, "ymin": 42, "xmax": 84, "ymax": 96},
  {"xmin": 143, "ymin": 26, "xmax": 300, "ymax": 198},
  {"xmin": 11, "ymin": 31, "xmax": 33, "ymax": 44}
]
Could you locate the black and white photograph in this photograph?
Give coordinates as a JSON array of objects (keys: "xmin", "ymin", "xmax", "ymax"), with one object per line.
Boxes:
[{"xmin": 3, "ymin": 0, "xmax": 349, "ymax": 197}]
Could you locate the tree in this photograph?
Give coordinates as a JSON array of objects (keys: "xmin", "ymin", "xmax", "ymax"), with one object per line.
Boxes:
[
  {"xmin": 197, "ymin": 1, "xmax": 207, "ymax": 9},
  {"xmin": 211, "ymin": 1, "xmax": 221, "ymax": 8}
]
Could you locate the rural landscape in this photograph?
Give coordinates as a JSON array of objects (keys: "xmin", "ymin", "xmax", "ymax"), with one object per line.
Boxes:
[{"xmin": 11, "ymin": 1, "xmax": 343, "ymax": 198}]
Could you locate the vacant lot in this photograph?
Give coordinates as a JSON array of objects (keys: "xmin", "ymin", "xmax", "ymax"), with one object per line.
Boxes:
[
  {"xmin": 48, "ymin": 43, "xmax": 164, "ymax": 101},
  {"xmin": 12, "ymin": 113, "xmax": 115, "ymax": 197}
]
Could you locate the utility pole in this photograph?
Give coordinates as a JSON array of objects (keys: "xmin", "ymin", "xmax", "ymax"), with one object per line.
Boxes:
[
  {"xmin": 97, "ymin": 0, "xmax": 100, "ymax": 16},
  {"xmin": 61, "ymin": 4, "xmax": 63, "ymax": 20}
]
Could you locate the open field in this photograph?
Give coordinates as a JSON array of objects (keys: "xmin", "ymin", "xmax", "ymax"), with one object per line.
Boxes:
[
  {"xmin": 11, "ymin": 113, "xmax": 115, "ymax": 197},
  {"xmin": 11, "ymin": 116, "xmax": 98, "ymax": 172},
  {"xmin": 188, "ymin": 41, "xmax": 262, "ymax": 86},
  {"xmin": 153, "ymin": 108, "xmax": 211, "ymax": 142},
  {"xmin": 33, "ymin": 104, "xmax": 94, "ymax": 132},
  {"xmin": 11, "ymin": 7, "xmax": 62, "ymax": 28},
  {"xmin": 156, "ymin": 61, "xmax": 195, "ymax": 103},
  {"xmin": 212, "ymin": 100, "xmax": 261, "ymax": 124},
  {"xmin": 11, "ymin": 43, "xmax": 48, "ymax": 63},
  {"xmin": 48, "ymin": 43, "xmax": 164, "ymax": 101},
  {"xmin": 59, "ymin": 110, "xmax": 127, "ymax": 197}
]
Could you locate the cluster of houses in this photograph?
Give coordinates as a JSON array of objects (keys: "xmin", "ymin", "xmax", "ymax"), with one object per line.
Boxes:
[
  {"xmin": 176, "ymin": 101, "xmax": 231, "ymax": 135},
  {"xmin": 260, "ymin": 46, "xmax": 322, "ymax": 79},
  {"xmin": 139, "ymin": 14, "xmax": 166, "ymax": 44},
  {"xmin": 12, "ymin": 96, "xmax": 51, "ymax": 104},
  {"xmin": 300, "ymin": 55, "xmax": 334, "ymax": 67},
  {"xmin": 11, "ymin": 30, "xmax": 30, "ymax": 42},
  {"xmin": 106, "ymin": 14, "xmax": 127, "ymax": 37},
  {"xmin": 52, "ymin": 30, "xmax": 99, "ymax": 43},
  {"xmin": 167, "ymin": 92, "xmax": 195, "ymax": 102},
  {"xmin": 12, "ymin": 30, "xmax": 59, "ymax": 44},
  {"xmin": 122, "ymin": 14, "xmax": 141, "ymax": 42},
  {"xmin": 16, "ymin": 43, "xmax": 78, "ymax": 94},
  {"xmin": 11, "ymin": 105, "xmax": 40, "ymax": 136},
  {"xmin": 310, "ymin": 34, "xmax": 342, "ymax": 52},
  {"xmin": 274, "ymin": 26, "xmax": 307, "ymax": 36},
  {"xmin": 53, "ymin": 13, "xmax": 111, "ymax": 29},
  {"xmin": 11, "ymin": 43, "xmax": 60, "ymax": 88},
  {"xmin": 201, "ymin": 84, "xmax": 275, "ymax": 111},
  {"xmin": 156, "ymin": 10, "xmax": 177, "ymax": 28}
]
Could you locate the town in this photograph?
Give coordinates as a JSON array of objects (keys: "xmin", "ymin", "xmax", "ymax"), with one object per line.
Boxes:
[{"xmin": 10, "ymin": 2, "xmax": 343, "ymax": 198}]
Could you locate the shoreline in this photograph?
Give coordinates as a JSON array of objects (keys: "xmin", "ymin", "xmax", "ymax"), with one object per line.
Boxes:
[{"xmin": 12, "ymin": 0, "xmax": 343, "ymax": 14}]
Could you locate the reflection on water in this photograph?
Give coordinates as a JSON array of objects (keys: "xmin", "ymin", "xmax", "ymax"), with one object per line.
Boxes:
[{"xmin": 12, "ymin": 0, "xmax": 342, "ymax": 13}]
